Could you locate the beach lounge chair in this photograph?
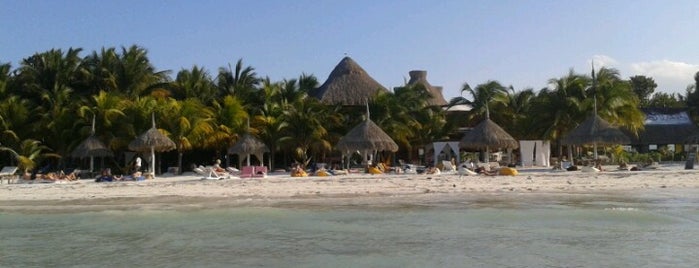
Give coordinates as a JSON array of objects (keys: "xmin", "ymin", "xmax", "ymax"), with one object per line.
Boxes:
[
  {"xmin": 194, "ymin": 167, "xmax": 224, "ymax": 180},
  {"xmin": 458, "ymin": 164, "xmax": 477, "ymax": 176},
  {"xmin": 0, "ymin": 166, "xmax": 18, "ymax": 184},
  {"xmin": 403, "ymin": 164, "xmax": 418, "ymax": 174},
  {"xmin": 441, "ymin": 160, "xmax": 457, "ymax": 174},
  {"xmin": 240, "ymin": 166, "xmax": 254, "ymax": 178},
  {"xmin": 253, "ymin": 166, "xmax": 267, "ymax": 178}
]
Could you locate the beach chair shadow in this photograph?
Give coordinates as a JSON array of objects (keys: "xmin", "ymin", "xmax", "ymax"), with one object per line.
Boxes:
[{"xmin": 1, "ymin": 166, "xmax": 19, "ymax": 184}]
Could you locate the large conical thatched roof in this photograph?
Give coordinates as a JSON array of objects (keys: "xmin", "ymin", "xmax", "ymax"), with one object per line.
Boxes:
[
  {"xmin": 561, "ymin": 114, "xmax": 630, "ymax": 145},
  {"xmin": 128, "ymin": 126, "xmax": 176, "ymax": 152},
  {"xmin": 406, "ymin": 70, "xmax": 448, "ymax": 106},
  {"xmin": 336, "ymin": 119, "xmax": 398, "ymax": 152},
  {"xmin": 228, "ymin": 133, "xmax": 269, "ymax": 155},
  {"xmin": 71, "ymin": 135, "xmax": 113, "ymax": 158},
  {"xmin": 313, "ymin": 57, "xmax": 388, "ymax": 106},
  {"xmin": 460, "ymin": 118, "xmax": 519, "ymax": 150}
]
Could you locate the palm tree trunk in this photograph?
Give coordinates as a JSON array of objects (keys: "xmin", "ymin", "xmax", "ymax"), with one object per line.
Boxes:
[{"xmin": 178, "ymin": 151, "xmax": 183, "ymax": 175}]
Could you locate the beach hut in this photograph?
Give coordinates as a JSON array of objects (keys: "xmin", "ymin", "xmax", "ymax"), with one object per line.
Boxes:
[
  {"xmin": 228, "ymin": 133, "xmax": 269, "ymax": 168},
  {"xmin": 128, "ymin": 114, "xmax": 176, "ymax": 178},
  {"xmin": 561, "ymin": 114, "xmax": 630, "ymax": 160},
  {"xmin": 71, "ymin": 115, "xmax": 113, "ymax": 172},
  {"xmin": 311, "ymin": 57, "xmax": 389, "ymax": 106},
  {"xmin": 336, "ymin": 104, "xmax": 398, "ymax": 169},
  {"xmin": 460, "ymin": 111, "xmax": 519, "ymax": 163}
]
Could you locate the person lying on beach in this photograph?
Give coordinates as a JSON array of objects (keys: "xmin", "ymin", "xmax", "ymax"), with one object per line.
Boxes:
[
  {"xmin": 115, "ymin": 171, "xmax": 145, "ymax": 181},
  {"xmin": 618, "ymin": 162, "xmax": 629, "ymax": 170},
  {"xmin": 426, "ymin": 166, "xmax": 441, "ymax": 175},
  {"xmin": 475, "ymin": 166, "xmax": 497, "ymax": 176},
  {"xmin": 95, "ymin": 168, "xmax": 115, "ymax": 182}
]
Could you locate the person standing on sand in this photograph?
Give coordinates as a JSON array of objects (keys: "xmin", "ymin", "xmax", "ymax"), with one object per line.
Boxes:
[{"xmin": 134, "ymin": 155, "xmax": 142, "ymax": 172}]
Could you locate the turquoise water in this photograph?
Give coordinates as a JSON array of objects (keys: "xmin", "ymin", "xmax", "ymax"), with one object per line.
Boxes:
[{"xmin": 2, "ymin": 194, "xmax": 699, "ymax": 267}]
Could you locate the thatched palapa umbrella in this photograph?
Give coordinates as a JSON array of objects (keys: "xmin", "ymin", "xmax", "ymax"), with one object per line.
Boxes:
[
  {"xmin": 312, "ymin": 57, "xmax": 389, "ymax": 106},
  {"xmin": 128, "ymin": 114, "xmax": 175, "ymax": 177},
  {"xmin": 228, "ymin": 133, "xmax": 269, "ymax": 167},
  {"xmin": 460, "ymin": 107, "xmax": 518, "ymax": 162},
  {"xmin": 336, "ymin": 103, "xmax": 398, "ymax": 168},
  {"xmin": 561, "ymin": 64, "xmax": 630, "ymax": 160},
  {"xmin": 561, "ymin": 114, "xmax": 630, "ymax": 159},
  {"xmin": 71, "ymin": 115, "xmax": 113, "ymax": 172}
]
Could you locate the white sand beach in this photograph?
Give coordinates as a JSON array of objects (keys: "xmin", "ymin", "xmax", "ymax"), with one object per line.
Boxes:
[{"xmin": 2, "ymin": 164, "xmax": 699, "ymax": 211}]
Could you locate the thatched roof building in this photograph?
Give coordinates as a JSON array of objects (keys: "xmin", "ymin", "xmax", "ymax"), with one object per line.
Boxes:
[
  {"xmin": 312, "ymin": 57, "xmax": 388, "ymax": 106},
  {"xmin": 336, "ymin": 119, "xmax": 398, "ymax": 153},
  {"xmin": 71, "ymin": 135, "xmax": 113, "ymax": 158},
  {"xmin": 561, "ymin": 114, "xmax": 630, "ymax": 145},
  {"xmin": 629, "ymin": 108, "xmax": 699, "ymax": 151},
  {"xmin": 404, "ymin": 70, "xmax": 448, "ymax": 106},
  {"xmin": 460, "ymin": 118, "xmax": 519, "ymax": 150}
]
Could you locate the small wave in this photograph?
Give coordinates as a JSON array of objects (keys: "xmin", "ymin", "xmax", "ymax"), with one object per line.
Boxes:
[{"xmin": 604, "ymin": 207, "xmax": 639, "ymax": 211}]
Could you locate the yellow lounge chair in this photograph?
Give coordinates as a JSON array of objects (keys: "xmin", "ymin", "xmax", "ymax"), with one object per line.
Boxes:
[{"xmin": 498, "ymin": 167, "xmax": 518, "ymax": 176}]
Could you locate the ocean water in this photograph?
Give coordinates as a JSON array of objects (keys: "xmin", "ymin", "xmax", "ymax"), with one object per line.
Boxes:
[{"xmin": 2, "ymin": 193, "xmax": 699, "ymax": 268}]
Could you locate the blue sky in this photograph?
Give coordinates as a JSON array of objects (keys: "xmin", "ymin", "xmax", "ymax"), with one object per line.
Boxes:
[{"xmin": 2, "ymin": 0, "xmax": 699, "ymax": 99}]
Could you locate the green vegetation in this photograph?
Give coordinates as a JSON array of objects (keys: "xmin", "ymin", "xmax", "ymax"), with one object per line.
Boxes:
[{"xmin": 2, "ymin": 45, "xmax": 698, "ymax": 173}]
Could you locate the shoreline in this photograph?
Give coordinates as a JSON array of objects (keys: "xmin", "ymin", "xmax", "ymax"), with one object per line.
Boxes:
[{"xmin": 3, "ymin": 165, "xmax": 699, "ymax": 212}]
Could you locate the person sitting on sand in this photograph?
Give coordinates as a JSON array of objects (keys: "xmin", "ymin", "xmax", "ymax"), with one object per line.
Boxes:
[
  {"xmin": 618, "ymin": 162, "xmax": 629, "ymax": 170},
  {"xmin": 290, "ymin": 164, "xmax": 308, "ymax": 177},
  {"xmin": 95, "ymin": 168, "xmax": 114, "ymax": 182},
  {"xmin": 594, "ymin": 160, "xmax": 604, "ymax": 172},
  {"xmin": 426, "ymin": 165, "xmax": 441, "ymax": 175},
  {"xmin": 475, "ymin": 166, "xmax": 497, "ymax": 176}
]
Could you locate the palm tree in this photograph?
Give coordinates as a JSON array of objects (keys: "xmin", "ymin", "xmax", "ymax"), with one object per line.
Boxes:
[
  {"xmin": 160, "ymin": 97, "xmax": 215, "ymax": 174},
  {"xmin": 590, "ymin": 67, "xmax": 644, "ymax": 134},
  {"xmin": 493, "ymin": 86, "xmax": 536, "ymax": 139},
  {"xmin": 216, "ymin": 58, "xmax": 261, "ymax": 107},
  {"xmin": 282, "ymin": 98, "xmax": 336, "ymax": 167},
  {"xmin": 74, "ymin": 90, "xmax": 129, "ymax": 167},
  {"xmin": 171, "ymin": 66, "xmax": 217, "ymax": 103},
  {"xmin": 206, "ymin": 95, "xmax": 248, "ymax": 153},
  {"xmin": 0, "ymin": 139, "xmax": 60, "ymax": 174},
  {"xmin": 449, "ymin": 80, "xmax": 509, "ymax": 123},
  {"xmin": 116, "ymin": 45, "xmax": 170, "ymax": 97},
  {"xmin": 14, "ymin": 48, "xmax": 85, "ymax": 159},
  {"xmin": 253, "ymin": 101, "xmax": 289, "ymax": 170},
  {"xmin": 381, "ymin": 83, "xmax": 448, "ymax": 162},
  {"xmin": 529, "ymin": 70, "xmax": 588, "ymax": 157}
]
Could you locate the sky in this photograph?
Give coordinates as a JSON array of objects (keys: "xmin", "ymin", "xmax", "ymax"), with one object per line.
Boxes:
[{"xmin": 2, "ymin": 0, "xmax": 699, "ymax": 99}]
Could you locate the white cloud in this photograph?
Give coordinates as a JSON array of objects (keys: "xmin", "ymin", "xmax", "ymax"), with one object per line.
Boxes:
[
  {"xmin": 629, "ymin": 60, "xmax": 699, "ymax": 93},
  {"xmin": 590, "ymin": 55, "xmax": 619, "ymax": 68}
]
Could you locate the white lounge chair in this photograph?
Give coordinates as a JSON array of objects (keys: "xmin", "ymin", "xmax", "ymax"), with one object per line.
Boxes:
[
  {"xmin": 0, "ymin": 166, "xmax": 18, "ymax": 184},
  {"xmin": 441, "ymin": 160, "xmax": 457, "ymax": 174},
  {"xmin": 194, "ymin": 167, "xmax": 224, "ymax": 180},
  {"xmin": 458, "ymin": 164, "xmax": 477, "ymax": 176}
]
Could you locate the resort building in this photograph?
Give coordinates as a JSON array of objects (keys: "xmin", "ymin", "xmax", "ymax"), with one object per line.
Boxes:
[
  {"xmin": 395, "ymin": 70, "xmax": 448, "ymax": 107},
  {"xmin": 628, "ymin": 107, "xmax": 699, "ymax": 154}
]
